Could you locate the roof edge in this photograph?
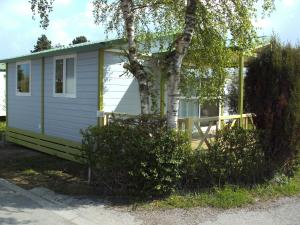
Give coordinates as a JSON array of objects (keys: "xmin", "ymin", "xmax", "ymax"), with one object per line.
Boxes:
[{"xmin": 0, "ymin": 39, "xmax": 126, "ymax": 64}]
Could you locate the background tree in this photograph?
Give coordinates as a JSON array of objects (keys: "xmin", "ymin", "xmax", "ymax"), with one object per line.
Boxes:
[
  {"xmin": 30, "ymin": 0, "xmax": 274, "ymax": 127},
  {"xmin": 71, "ymin": 36, "xmax": 89, "ymax": 45},
  {"xmin": 31, "ymin": 34, "xmax": 52, "ymax": 53}
]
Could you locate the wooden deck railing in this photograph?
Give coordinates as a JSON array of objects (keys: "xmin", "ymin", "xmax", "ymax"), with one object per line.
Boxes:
[
  {"xmin": 178, "ymin": 113, "xmax": 255, "ymax": 149},
  {"xmin": 104, "ymin": 112, "xmax": 255, "ymax": 150}
]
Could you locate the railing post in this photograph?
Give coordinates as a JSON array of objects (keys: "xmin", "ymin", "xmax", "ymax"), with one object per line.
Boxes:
[
  {"xmin": 238, "ymin": 52, "xmax": 244, "ymax": 128},
  {"xmin": 185, "ymin": 117, "xmax": 193, "ymax": 143}
]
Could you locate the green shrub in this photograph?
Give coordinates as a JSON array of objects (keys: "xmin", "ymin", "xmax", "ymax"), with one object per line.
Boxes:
[
  {"xmin": 245, "ymin": 38, "xmax": 300, "ymax": 174},
  {"xmin": 81, "ymin": 115, "xmax": 191, "ymax": 197},
  {"xmin": 187, "ymin": 127, "xmax": 265, "ymax": 187}
]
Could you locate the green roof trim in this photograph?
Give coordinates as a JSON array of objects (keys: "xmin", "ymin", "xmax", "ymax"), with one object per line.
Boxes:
[
  {"xmin": 0, "ymin": 38, "xmax": 126, "ymax": 64},
  {"xmin": 0, "ymin": 63, "xmax": 6, "ymax": 71}
]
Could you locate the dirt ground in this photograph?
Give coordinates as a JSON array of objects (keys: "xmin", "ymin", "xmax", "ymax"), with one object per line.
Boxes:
[{"xmin": 0, "ymin": 143, "xmax": 94, "ymax": 195}]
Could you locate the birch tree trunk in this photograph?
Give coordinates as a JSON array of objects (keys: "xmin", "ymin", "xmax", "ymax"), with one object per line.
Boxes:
[
  {"xmin": 120, "ymin": 0, "xmax": 150, "ymax": 114},
  {"xmin": 166, "ymin": 0, "xmax": 197, "ymax": 128}
]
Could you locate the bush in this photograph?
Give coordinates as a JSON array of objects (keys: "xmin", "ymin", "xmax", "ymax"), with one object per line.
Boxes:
[
  {"xmin": 81, "ymin": 115, "xmax": 191, "ymax": 197},
  {"xmin": 187, "ymin": 127, "xmax": 265, "ymax": 187},
  {"xmin": 245, "ymin": 38, "xmax": 300, "ymax": 174}
]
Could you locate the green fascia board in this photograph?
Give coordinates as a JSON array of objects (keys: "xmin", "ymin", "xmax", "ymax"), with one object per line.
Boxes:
[{"xmin": 0, "ymin": 38, "xmax": 126, "ymax": 63}]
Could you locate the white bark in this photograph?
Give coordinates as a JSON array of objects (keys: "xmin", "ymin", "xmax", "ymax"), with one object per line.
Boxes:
[
  {"xmin": 120, "ymin": 0, "xmax": 150, "ymax": 114},
  {"xmin": 166, "ymin": 0, "xmax": 197, "ymax": 128}
]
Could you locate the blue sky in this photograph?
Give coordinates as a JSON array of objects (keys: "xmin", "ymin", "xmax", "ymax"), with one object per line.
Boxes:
[{"xmin": 0, "ymin": 0, "xmax": 300, "ymax": 59}]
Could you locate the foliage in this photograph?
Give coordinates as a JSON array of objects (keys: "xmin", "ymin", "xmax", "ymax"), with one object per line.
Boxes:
[
  {"xmin": 81, "ymin": 115, "xmax": 191, "ymax": 197},
  {"xmin": 31, "ymin": 34, "xmax": 52, "ymax": 53},
  {"xmin": 245, "ymin": 38, "xmax": 300, "ymax": 174},
  {"xmin": 29, "ymin": 0, "xmax": 275, "ymax": 125},
  {"xmin": 186, "ymin": 127, "xmax": 265, "ymax": 187},
  {"xmin": 226, "ymin": 73, "xmax": 239, "ymax": 114},
  {"xmin": 71, "ymin": 36, "xmax": 89, "ymax": 45}
]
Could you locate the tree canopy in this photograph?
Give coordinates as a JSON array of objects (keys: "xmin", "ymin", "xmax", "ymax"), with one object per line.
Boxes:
[
  {"xmin": 31, "ymin": 34, "xmax": 52, "ymax": 53},
  {"xmin": 30, "ymin": 0, "xmax": 274, "ymax": 127},
  {"xmin": 71, "ymin": 36, "xmax": 89, "ymax": 45}
]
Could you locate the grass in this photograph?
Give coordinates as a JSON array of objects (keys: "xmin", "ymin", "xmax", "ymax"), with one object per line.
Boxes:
[{"xmin": 142, "ymin": 168, "xmax": 300, "ymax": 210}]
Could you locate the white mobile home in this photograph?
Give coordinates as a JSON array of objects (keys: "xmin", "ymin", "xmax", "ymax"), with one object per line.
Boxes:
[{"xmin": 0, "ymin": 40, "xmax": 219, "ymax": 161}]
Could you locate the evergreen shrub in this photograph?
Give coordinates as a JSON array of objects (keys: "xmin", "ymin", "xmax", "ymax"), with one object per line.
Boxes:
[
  {"xmin": 81, "ymin": 115, "xmax": 191, "ymax": 197},
  {"xmin": 245, "ymin": 38, "xmax": 300, "ymax": 174}
]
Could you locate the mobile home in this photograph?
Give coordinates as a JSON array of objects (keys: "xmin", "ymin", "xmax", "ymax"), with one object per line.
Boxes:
[{"xmin": 0, "ymin": 39, "xmax": 220, "ymax": 161}]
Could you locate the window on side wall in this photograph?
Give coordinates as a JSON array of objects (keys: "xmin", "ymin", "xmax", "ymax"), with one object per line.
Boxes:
[
  {"xmin": 16, "ymin": 61, "xmax": 31, "ymax": 96},
  {"xmin": 178, "ymin": 98, "xmax": 200, "ymax": 118},
  {"xmin": 54, "ymin": 55, "xmax": 76, "ymax": 98}
]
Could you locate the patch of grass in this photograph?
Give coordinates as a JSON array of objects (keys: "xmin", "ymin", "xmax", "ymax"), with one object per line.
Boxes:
[
  {"xmin": 208, "ymin": 187, "xmax": 254, "ymax": 208},
  {"xmin": 142, "ymin": 168, "xmax": 300, "ymax": 210},
  {"xmin": 20, "ymin": 169, "xmax": 40, "ymax": 176}
]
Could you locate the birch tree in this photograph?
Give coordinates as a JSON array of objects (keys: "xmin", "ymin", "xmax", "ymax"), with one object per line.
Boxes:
[{"xmin": 30, "ymin": 0, "xmax": 274, "ymax": 128}]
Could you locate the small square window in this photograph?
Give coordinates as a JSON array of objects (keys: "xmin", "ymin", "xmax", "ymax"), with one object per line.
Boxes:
[
  {"xmin": 54, "ymin": 55, "xmax": 76, "ymax": 98},
  {"xmin": 16, "ymin": 62, "xmax": 31, "ymax": 96}
]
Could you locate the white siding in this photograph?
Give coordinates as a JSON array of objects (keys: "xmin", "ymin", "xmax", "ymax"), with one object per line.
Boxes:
[
  {"xmin": 44, "ymin": 51, "xmax": 98, "ymax": 141},
  {"xmin": 7, "ymin": 60, "xmax": 41, "ymax": 132},
  {"xmin": 0, "ymin": 72, "xmax": 5, "ymax": 116},
  {"xmin": 104, "ymin": 52, "xmax": 141, "ymax": 114}
]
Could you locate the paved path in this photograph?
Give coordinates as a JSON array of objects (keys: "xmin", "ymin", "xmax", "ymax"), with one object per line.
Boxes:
[
  {"xmin": 0, "ymin": 179, "xmax": 75, "ymax": 225},
  {"xmin": 0, "ymin": 178, "xmax": 140, "ymax": 225}
]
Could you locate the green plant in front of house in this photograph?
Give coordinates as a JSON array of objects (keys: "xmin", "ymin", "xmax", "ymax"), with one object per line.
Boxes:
[
  {"xmin": 185, "ymin": 127, "xmax": 266, "ymax": 188},
  {"xmin": 81, "ymin": 115, "xmax": 191, "ymax": 197}
]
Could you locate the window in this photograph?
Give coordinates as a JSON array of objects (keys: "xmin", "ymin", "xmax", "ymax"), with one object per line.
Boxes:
[
  {"xmin": 16, "ymin": 61, "xmax": 31, "ymax": 96},
  {"xmin": 54, "ymin": 55, "xmax": 76, "ymax": 97},
  {"xmin": 178, "ymin": 99, "xmax": 200, "ymax": 118}
]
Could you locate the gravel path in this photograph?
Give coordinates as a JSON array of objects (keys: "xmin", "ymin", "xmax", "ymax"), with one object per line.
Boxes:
[{"xmin": 133, "ymin": 196, "xmax": 300, "ymax": 225}]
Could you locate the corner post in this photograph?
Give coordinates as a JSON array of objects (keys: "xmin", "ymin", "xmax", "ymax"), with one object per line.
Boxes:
[
  {"xmin": 41, "ymin": 57, "xmax": 45, "ymax": 134},
  {"xmin": 98, "ymin": 49, "xmax": 105, "ymax": 127},
  {"xmin": 160, "ymin": 73, "xmax": 166, "ymax": 117},
  {"xmin": 185, "ymin": 117, "xmax": 193, "ymax": 143},
  {"xmin": 238, "ymin": 52, "xmax": 244, "ymax": 127},
  {"xmin": 5, "ymin": 63, "xmax": 8, "ymax": 129}
]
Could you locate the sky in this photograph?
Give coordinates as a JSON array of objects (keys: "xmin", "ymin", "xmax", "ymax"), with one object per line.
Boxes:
[{"xmin": 0, "ymin": 0, "xmax": 300, "ymax": 59}]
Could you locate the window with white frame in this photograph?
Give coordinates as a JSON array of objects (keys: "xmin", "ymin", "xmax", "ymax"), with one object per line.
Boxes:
[
  {"xmin": 178, "ymin": 98, "xmax": 200, "ymax": 118},
  {"xmin": 54, "ymin": 55, "xmax": 76, "ymax": 97},
  {"xmin": 16, "ymin": 61, "xmax": 31, "ymax": 95}
]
